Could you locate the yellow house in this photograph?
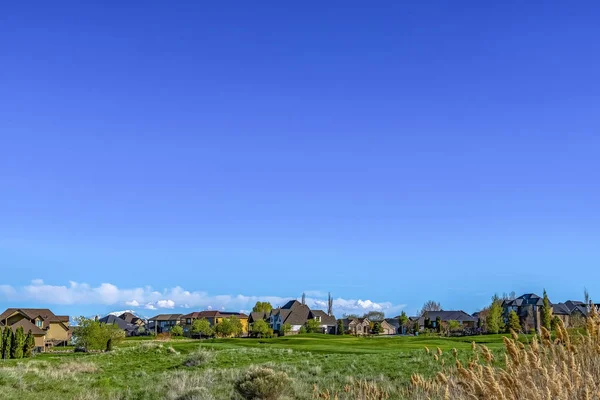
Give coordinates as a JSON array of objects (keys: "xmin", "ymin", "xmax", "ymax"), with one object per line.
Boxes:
[
  {"xmin": 181, "ymin": 311, "xmax": 249, "ymax": 336},
  {"xmin": 0, "ymin": 308, "xmax": 71, "ymax": 351}
]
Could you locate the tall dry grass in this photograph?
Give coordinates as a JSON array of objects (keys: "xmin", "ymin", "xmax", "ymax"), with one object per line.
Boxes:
[{"xmin": 410, "ymin": 307, "xmax": 600, "ymax": 399}]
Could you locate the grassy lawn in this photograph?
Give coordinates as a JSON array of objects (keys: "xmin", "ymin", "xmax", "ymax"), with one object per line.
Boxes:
[{"xmin": 0, "ymin": 333, "xmax": 517, "ymax": 399}]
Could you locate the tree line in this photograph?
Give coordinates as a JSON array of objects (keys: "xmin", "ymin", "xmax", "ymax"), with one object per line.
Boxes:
[{"xmin": 0, "ymin": 327, "xmax": 36, "ymax": 359}]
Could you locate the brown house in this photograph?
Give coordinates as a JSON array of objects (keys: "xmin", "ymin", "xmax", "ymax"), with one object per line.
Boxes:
[
  {"xmin": 0, "ymin": 308, "xmax": 71, "ymax": 351},
  {"xmin": 181, "ymin": 311, "xmax": 249, "ymax": 336}
]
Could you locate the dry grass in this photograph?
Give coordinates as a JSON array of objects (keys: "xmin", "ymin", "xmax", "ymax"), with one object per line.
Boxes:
[
  {"xmin": 0, "ymin": 360, "xmax": 98, "ymax": 381},
  {"xmin": 409, "ymin": 307, "xmax": 600, "ymax": 399}
]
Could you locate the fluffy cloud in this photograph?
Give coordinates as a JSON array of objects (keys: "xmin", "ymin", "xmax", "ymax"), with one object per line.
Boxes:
[{"xmin": 0, "ymin": 279, "xmax": 405, "ymax": 316}]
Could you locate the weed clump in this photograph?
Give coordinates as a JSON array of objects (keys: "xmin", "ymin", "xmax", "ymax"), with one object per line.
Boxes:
[
  {"xmin": 183, "ymin": 349, "xmax": 216, "ymax": 367},
  {"xmin": 234, "ymin": 366, "xmax": 292, "ymax": 400}
]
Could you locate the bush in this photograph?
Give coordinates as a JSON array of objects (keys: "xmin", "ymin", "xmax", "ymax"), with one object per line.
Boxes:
[
  {"xmin": 183, "ymin": 349, "xmax": 215, "ymax": 367},
  {"xmin": 234, "ymin": 366, "xmax": 292, "ymax": 400},
  {"xmin": 171, "ymin": 325, "xmax": 184, "ymax": 337}
]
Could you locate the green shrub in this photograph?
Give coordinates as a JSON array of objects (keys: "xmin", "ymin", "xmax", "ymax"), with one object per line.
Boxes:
[
  {"xmin": 170, "ymin": 325, "xmax": 184, "ymax": 337},
  {"xmin": 234, "ymin": 366, "xmax": 291, "ymax": 400},
  {"xmin": 183, "ymin": 349, "xmax": 215, "ymax": 367}
]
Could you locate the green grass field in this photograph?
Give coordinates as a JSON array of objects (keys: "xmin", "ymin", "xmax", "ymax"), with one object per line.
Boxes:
[{"xmin": 0, "ymin": 333, "xmax": 517, "ymax": 399}]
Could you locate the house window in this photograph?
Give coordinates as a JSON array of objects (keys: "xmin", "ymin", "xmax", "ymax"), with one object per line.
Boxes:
[
  {"xmin": 186, "ymin": 319, "xmax": 191, "ymax": 324},
  {"xmin": 315, "ymin": 316, "xmax": 321, "ymax": 322},
  {"xmin": 36, "ymin": 320, "xmax": 43, "ymax": 328}
]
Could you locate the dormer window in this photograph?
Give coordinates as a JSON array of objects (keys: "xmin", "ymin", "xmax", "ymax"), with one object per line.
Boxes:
[
  {"xmin": 315, "ymin": 316, "xmax": 321, "ymax": 322},
  {"xmin": 36, "ymin": 319, "xmax": 43, "ymax": 328}
]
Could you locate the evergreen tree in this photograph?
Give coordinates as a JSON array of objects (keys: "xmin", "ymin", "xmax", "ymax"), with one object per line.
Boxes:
[
  {"xmin": 542, "ymin": 289, "xmax": 552, "ymax": 330},
  {"xmin": 372, "ymin": 322, "xmax": 382, "ymax": 334},
  {"xmin": 337, "ymin": 319, "xmax": 344, "ymax": 335},
  {"xmin": 507, "ymin": 310, "xmax": 521, "ymax": 333},
  {"xmin": 486, "ymin": 294, "xmax": 505, "ymax": 334},
  {"xmin": 11, "ymin": 326, "xmax": 25, "ymax": 359},
  {"xmin": 2, "ymin": 327, "xmax": 12, "ymax": 359},
  {"xmin": 435, "ymin": 316, "xmax": 442, "ymax": 333},
  {"xmin": 23, "ymin": 330, "xmax": 35, "ymax": 358},
  {"xmin": 424, "ymin": 318, "xmax": 431, "ymax": 329}
]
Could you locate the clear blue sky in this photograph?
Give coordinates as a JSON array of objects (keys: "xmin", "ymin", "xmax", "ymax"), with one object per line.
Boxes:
[{"xmin": 1, "ymin": 1, "xmax": 599, "ymax": 317}]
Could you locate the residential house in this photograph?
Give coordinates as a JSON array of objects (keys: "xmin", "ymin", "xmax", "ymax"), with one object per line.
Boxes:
[
  {"xmin": 0, "ymin": 308, "xmax": 71, "ymax": 352},
  {"xmin": 148, "ymin": 314, "xmax": 182, "ymax": 334},
  {"xmin": 385, "ymin": 318, "xmax": 402, "ymax": 334},
  {"xmin": 418, "ymin": 311, "xmax": 477, "ymax": 330},
  {"xmin": 341, "ymin": 318, "xmax": 371, "ymax": 335},
  {"xmin": 270, "ymin": 300, "xmax": 337, "ymax": 334},
  {"xmin": 99, "ymin": 314, "xmax": 139, "ymax": 336},
  {"xmin": 181, "ymin": 311, "xmax": 249, "ymax": 335},
  {"xmin": 501, "ymin": 293, "xmax": 546, "ymax": 332},
  {"xmin": 380, "ymin": 319, "xmax": 397, "ymax": 335},
  {"xmin": 119, "ymin": 312, "xmax": 145, "ymax": 327}
]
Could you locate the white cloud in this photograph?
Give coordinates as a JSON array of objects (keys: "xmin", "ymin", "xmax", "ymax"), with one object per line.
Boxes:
[
  {"xmin": 156, "ymin": 299, "xmax": 175, "ymax": 309},
  {"xmin": 0, "ymin": 280, "xmax": 405, "ymax": 317}
]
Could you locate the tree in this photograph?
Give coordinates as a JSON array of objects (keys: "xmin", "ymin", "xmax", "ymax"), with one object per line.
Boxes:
[
  {"xmin": 447, "ymin": 320, "xmax": 461, "ymax": 333},
  {"xmin": 250, "ymin": 320, "xmax": 271, "ymax": 338},
  {"xmin": 280, "ymin": 323, "xmax": 291, "ymax": 336},
  {"xmin": 1, "ymin": 327, "xmax": 11, "ymax": 359},
  {"xmin": 11, "ymin": 326, "xmax": 25, "ymax": 359},
  {"xmin": 424, "ymin": 317, "xmax": 431, "ymax": 330},
  {"xmin": 170, "ymin": 325, "xmax": 184, "ymax": 337},
  {"xmin": 507, "ymin": 310, "xmax": 521, "ymax": 333},
  {"xmin": 337, "ymin": 319, "xmax": 344, "ymax": 335},
  {"xmin": 486, "ymin": 294, "xmax": 505, "ymax": 334},
  {"xmin": 542, "ymin": 289, "xmax": 552, "ymax": 330},
  {"xmin": 551, "ymin": 316, "xmax": 561, "ymax": 330},
  {"xmin": 191, "ymin": 318, "xmax": 213, "ymax": 337},
  {"xmin": 137, "ymin": 326, "xmax": 146, "ymax": 336},
  {"xmin": 23, "ymin": 330, "xmax": 35, "ymax": 357},
  {"xmin": 298, "ymin": 325, "xmax": 307, "ymax": 334},
  {"xmin": 398, "ymin": 311, "xmax": 409, "ymax": 334},
  {"xmin": 73, "ymin": 317, "xmax": 125, "ymax": 351},
  {"xmin": 305, "ymin": 319, "xmax": 322, "ymax": 333},
  {"xmin": 413, "ymin": 321, "xmax": 419, "ymax": 334},
  {"xmin": 215, "ymin": 316, "xmax": 243, "ymax": 337},
  {"xmin": 435, "ymin": 316, "xmax": 442, "ymax": 333},
  {"xmin": 419, "ymin": 300, "xmax": 442, "ymax": 316},
  {"xmin": 372, "ymin": 322, "xmax": 382, "ymax": 334},
  {"xmin": 252, "ymin": 302, "xmax": 273, "ymax": 314},
  {"xmin": 364, "ymin": 311, "xmax": 384, "ymax": 322}
]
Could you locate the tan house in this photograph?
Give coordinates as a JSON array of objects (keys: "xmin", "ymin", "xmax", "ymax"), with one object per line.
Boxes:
[
  {"xmin": 0, "ymin": 308, "xmax": 71, "ymax": 351},
  {"xmin": 341, "ymin": 317, "xmax": 371, "ymax": 335},
  {"xmin": 379, "ymin": 319, "xmax": 397, "ymax": 335}
]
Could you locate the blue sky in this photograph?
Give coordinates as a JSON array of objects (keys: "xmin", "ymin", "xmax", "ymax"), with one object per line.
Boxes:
[{"xmin": 1, "ymin": 1, "xmax": 599, "ymax": 318}]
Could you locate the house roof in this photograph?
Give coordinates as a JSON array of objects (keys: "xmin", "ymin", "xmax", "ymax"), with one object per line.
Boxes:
[
  {"xmin": 99, "ymin": 315, "xmax": 138, "ymax": 332},
  {"xmin": 249, "ymin": 311, "xmax": 267, "ymax": 322},
  {"xmin": 9, "ymin": 318, "xmax": 46, "ymax": 336},
  {"xmin": 552, "ymin": 303, "xmax": 571, "ymax": 315},
  {"xmin": 0, "ymin": 308, "xmax": 67, "ymax": 323},
  {"xmin": 181, "ymin": 311, "xmax": 249, "ymax": 319},
  {"xmin": 272, "ymin": 300, "xmax": 312, "ymax": 325},
  {"xmin": 503, "ymin": 293, "xmax": 545, "ymax": 307},
  {"xmin": 309, "ymin": 310, "xmax": 336, "ymax": 326},
  {"xmin": 148, "ymin": 314, "xmax": 182, "ymax": 321},
  {"xmin": 119, "ymin": 312, "xmax": 143, "ymax": 324},
  {"xmin": 420, "ymin": 311, "xmax": 477, "ymax": 323},
  {"xmin": 384, "ymin": 318, "xmax": 400, "ymax": 328}
]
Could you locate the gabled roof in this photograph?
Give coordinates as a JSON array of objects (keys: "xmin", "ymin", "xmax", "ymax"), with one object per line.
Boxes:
[
  {"xmin": 99, "ymin": 315, "xmax": 138, "ymax": 332},
  {"xmin": 9, "ymin": 318, "xmax": 46, "ymax": 336},
  {"xmin": 119, "ymin": 312, "xmax": 143, "ymax": 324},
  {"xmin": 384, "ymin": 318, "xmax": 400, "ymax": 328},
  {"xmin": 148, "ymin": 314, "xmax": 182, "ymax": 321},
  {"xmin": 308, "ymin": 310, "xmax": 336, "ymax": 326},
  {"xmin": 0, "ymin": 308, "xmax": 67, "ymax": 323},
  {"xmin": 249, "ymin": 311, "xmax": 267, "ymax": 323},
  {"xmin": 552, "ymin": 303, "xmax": 571, "ymax": 315}
]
